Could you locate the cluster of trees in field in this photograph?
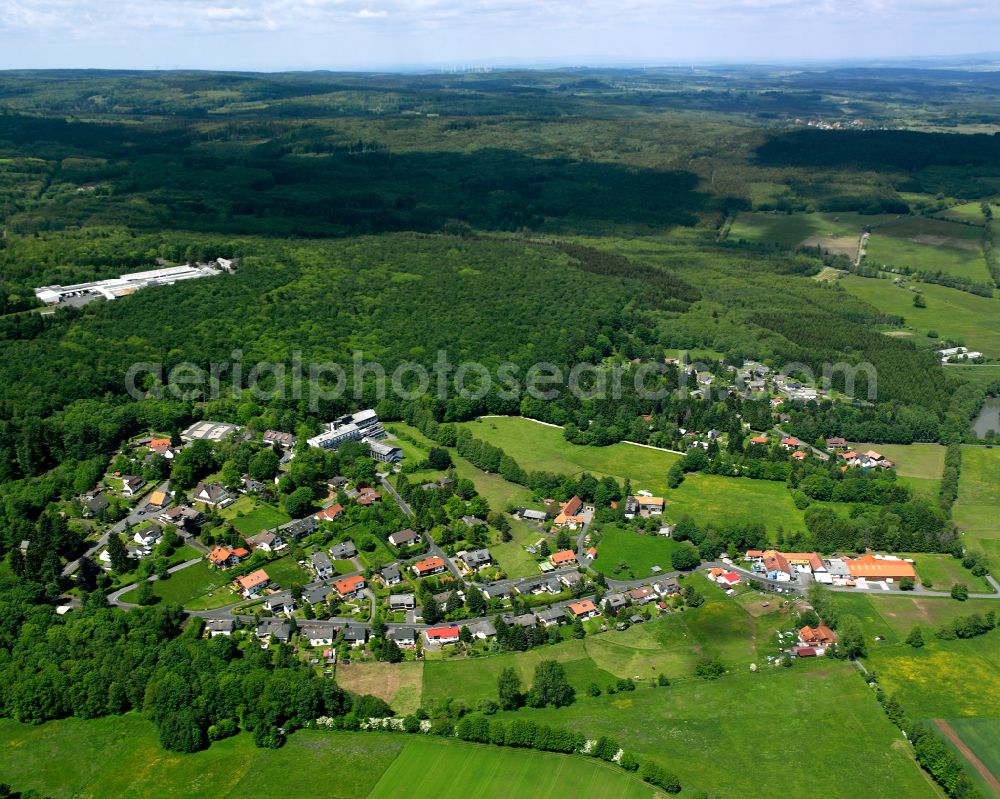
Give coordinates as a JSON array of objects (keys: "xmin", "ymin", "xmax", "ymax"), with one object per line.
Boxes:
[
  {"xmin": 0, "ymin": 586, "xmax": 361, "ymax": 753},
  {"xmin": 803, "ymin": 500, "xmax": 953, "ymax": 554}
]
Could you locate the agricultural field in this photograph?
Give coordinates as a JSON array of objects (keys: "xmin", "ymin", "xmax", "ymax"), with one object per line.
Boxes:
[
  {"xmin": 0, "ymin": 715, "xmax": 405, "ymax": 799},
  {"xmin": 935, "ymin": 718, "xmax": 1000, "ymax": 799},
  {"xmin": 494, "ymin": 661, "xmax": 936, "ymax": 799},
  {"xmin": 594, "ymin": 525, "xmax": 688, "ymax": 579},
  {"xmin": 117, "ymin": 559, "xmax": 234, "ymax": 608},
  {"xmin": 336, "ymin": 662, "xmax": 424, "ymax": 716},
  {"xmin": 953, "ymin": 447, "xmax": 1000, "ymax": 563},
  {"xmin": 865, "ymin": 216, "xmax": 992, "ymax": 283},
  {"xmin": 220, "ymin": 496, "xmax": 290, "ymax": 536},
  {"xmin": 727, "ymin": 211, "xmax": 895, "ymax": 254},
  {"xmin": 366, "ymin": 736, "xmax": 657, "ymax": 799},
  {"xmin": 839, "ymin": 274, "xmax": 1000, "ymax": 357}
]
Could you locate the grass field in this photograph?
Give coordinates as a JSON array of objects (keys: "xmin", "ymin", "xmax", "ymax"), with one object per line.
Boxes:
[
  {"xmin": 910, "ymin": 553, "xmax": 993, "ymax": 593},
  {"xmin": 0, "ymin": 715, "xmax": 405, "ymax": 799},
  {"xmin": 866, "ymin": 216, "xmax": 991, "ymax": 283},
  {"xmin": 936, "ymin": 718, "xmax": 1000, "ymax": 799},
  {"xmin": 848, "ymin": 442, "xmax": 945, "ymax": 498},
  {"xmin": 367, "ymin": 736, "xmax": 656, "ymax": 799},
  {"xmin": 461, "ymin": 417, "xmax": 812, "ymax": 535},
  {"xmin": 264, "ymin": 553, "xmax": 313, "ymax": 588},
  {"xmin": 118, "ymin": 559, "xmax": 234, "ymax": 608},
  {"xmin": 220, "ymin": 496, "xmax": 290, "ymax": 536},
  {"xmin": 954, "ymin": 447, "xmax": 1000, "ymax": 563},
  {"xmin": 461, "ymin": 417, "xmax": 680, "ymax": 492},
  {"xmin": 938, "ymin": 202, "xmax": 1000, "ymax": 226},
  {"xmin": 337, "ymin": 661, "xmax": 424, "ymax": 715},
  {"xmin": 840, "ymin": 275, "xmax": 1000, "ymax": 357},
  {"xmin": 494, "ymin": 662, "xmax": 936, "ymax": 799},
  {"xmin": 594, "ymin": 526, "xmax": 686, "ymax": 579}
]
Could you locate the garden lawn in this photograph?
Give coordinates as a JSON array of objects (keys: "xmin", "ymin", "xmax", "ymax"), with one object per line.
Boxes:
[
  {"xmin": 219, "ymin": 495, "xmax": 290, "ymax": 535},
  {"xmin": 840, "ymin": 275, "xmax": 1000, "ymax": 358},
  {"xmin": 366, "ymin": 735, "xmax": 656, "ymax": 799},
  {"xmin": 118, "ymin": 559, "xmax": 233, "ymax": 608},
  {"xmin": 0, "ymin": 715, "xmax": 404, "ymax": 799},
  {"xmin": 495, "ymin": 661, "xmax": 936, "ymax": 799},
  {"xmin": 954, "ymin": 447, "xmax": 1000, "ymax": 563},
  {"xmin": 262, "ymin": 554, "xmax": 312, "ymax": 588}
]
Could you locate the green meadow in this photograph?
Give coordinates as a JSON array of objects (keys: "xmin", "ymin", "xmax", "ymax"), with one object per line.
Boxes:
[
  {"xmin": 840, "ymin": 275, "xmax": 1000, "ymax": 357},
  {"xmin": 954, "ymin": 447, "xmax": 1000, "ymax": 563},
  {"xmin": 594, "ymin": 526, "xmax": 687, "ymax": 579},
  {"xmin": 494, "ymin": 662, "xmax": 935, "ymax": 799},
  {"xmin": 367, "ymin": 736, "xmax": 656, "ymax": 799},
  {"xmin": 848, "ymin": 442, "xmax": 945, "ymax": 498},
  {"xmin": 865, "ymin": 216, "xmax": 991, "ymax": 283},
  {"xmin": 118, "ymin": 559, "xmax": 233, "ymax": 608},
  {"xmin": 0, "ymin": 716, "xmax": 404, "ymax": 799},
  {"xmin": 728, "ymin": 211, "xmax": 895, "ymax": 251},
  {"xmin": 936, "ymin": 718, "xmax": 1000, "ymax": 799},
  {"xmin": 220, "ymin": 496, "xmax": 291, "ymax": 536}
]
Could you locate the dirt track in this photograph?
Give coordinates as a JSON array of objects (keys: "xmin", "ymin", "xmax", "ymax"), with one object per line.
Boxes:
[{"xmin": 934, "ymin": 719, "xmax": 1000, "ymax": 797}]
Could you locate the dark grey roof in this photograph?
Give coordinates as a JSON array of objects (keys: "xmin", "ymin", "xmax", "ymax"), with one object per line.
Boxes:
[{"xmin": 330, "ymin": 540, "xmax": 357, "ymax": 559}]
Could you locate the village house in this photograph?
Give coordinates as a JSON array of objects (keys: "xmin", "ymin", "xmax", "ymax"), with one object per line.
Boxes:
[
  {"xmin": 509, "ymin": 613, "xmax": 538, "ymax": 629},
  {"xmin": 356, "ymin": 486, "xmax": 381, "ymax": 505},
  {"xmin": 244, "ymin": 530, "xmax": 285, "ymax": 552},
  {"xmin": 262, "ymin": 430, "xmax": 296, "ymax": 448},
  {"xmin": 749, "ymin": 435, "xmax": 770, "ymax": 446},
  {"xmin": 780, "ymin": 436, "xmax": 802, "ymax": 450},
  {"xmin": 626, "ymin": 586, "xmax": 657, "ymax": 605},
  {"xmin": 424, "ymin": 625, "xmax": 461, "ymax": 646},
  {"xmin": 334, "ymin": 574, "xmax": 366, "ymax": 599},
  {"xmin": 798, "ymin": 623, "xmax": 837, "ymax": 648},
  {"xmin": 299, "ymin": 624, "xmax": 334, "ymax": 647},
  {"xmin": 310, "ymin": 551, "xmax": 334, "ymax": 580},
  {"xmin": 519, "ymin": 576, "xmax": 562, "ymax": 595},
  {"xmin": 342, "ymin": 626, "xmax": 368, "ymax": 648},
  {"xmin": 82, "ymin": 493, "xmax": 110, "ymax": 518},
  {"xmin": 826, "ymin": 437, "xmax": 847, "ymax": 450},
  {"xmin": 388, "ymin": 528, "xmax": 420, "ymax": 548},
  {"xmin": 466, "ymin": 619, "xmax": 497, "ymax": 640},
  {"xmin": 551, "ymin": 549, "xmax": 578, "ymax": 568},
  {"xmin": 205, "ymin": 618, "xmax": 234, "ymax": 637},
  {"xmin": 388, "ymin": 627, "xmax": 416, "ymax": 648},
  {"xmin": 412, "ymin": 556, "xmax": 448, "ymax": 578},
  {"xmin": 120, "ymin": 475, "xmax": 146, "ymax": 497},
  {"xmin": 381, "ymin": 563, "xmax": 402, "ymax": 586},
  {"xmin": 314, "ymin": 503, "xmax": 344, "ymax": 522},
  {"xmin": 191, "ymin": 481, "xmax": 234, "ymax": 508},
  {"xmin": 263, "ymin": 591, "xmax": 296, "ymax": 616},
  {"xmin": 133, "ymin": 525, "xmax": 163, "ymax": 548},
  {"xmin": 278, "ymin": 517, "xmax": 318, "ymax": 541},
  {"xmin": 603, "ymin": 593, "xmax": 627, "ymax": 613},
  {"xmin": 209, "ymin": 545, "xmax": 249, "ymax": 569},
  {"xmin": 235, "ymin": 568, "xmax": 270, "ymax": 598},
  {"xmin": 516, "ymin": 508, "xmax": 548, "ymax": 523},
  {"xmin": 329, "ymin": 540, "xmax": 358, "ymax": 560},
  {"xmin": 256, "ymin": 619, "xmax": 291, "ymax": 643},
  {"xmin": 461, "ymin": 515, "xmax": 486, "ymax": 528},
  {"xmin": 553, "ymin": 495, "xmax": 585, "ymax": 529},
  {"xmin": 536, "ymin": 607, "xmax": 566, "ymax": 627},
  {"xmin": 567, "ymin": 599, "xmax": 599, "ymax": 620},
  {"xmin": 146, "ymin": 489, "xmax": 171, "ymax": 508},
  {"xmin": 389, "ymin": 593, "xmax": 416, "ymax": 612},
  {"xmin": 302, "ymin": 585, "xmax": 333, "ymax": 605},
  {"xmin": 624, "ymin": 494, "xmax": 665, "ymax": 519},
  {"xmin": 459, "ymin": 548, "xmax": 492, "ymax": 570},
  {"xmin": 558, "ymin": 571, "xmax": 583, "ymax": 589},
  {"xmin": 483, "ymin": 584, "xmax": 513, "ymax": 600},
  {"xmin": 158, "ymin": 504, "xmax": 203, "ymax": 532}
]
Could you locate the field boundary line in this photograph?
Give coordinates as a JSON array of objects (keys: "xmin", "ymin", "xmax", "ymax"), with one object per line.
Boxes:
[
  {"xmin": 934, "ymin": 719, "xmax": 1000, "ymax": 797},
  {"xmin": 477, "ymin": 415, "xmax": 685, "ymax": 455}
]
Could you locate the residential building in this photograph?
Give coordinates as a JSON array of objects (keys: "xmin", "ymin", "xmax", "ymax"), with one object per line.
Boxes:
[
  {"xmin": 158, "ymin": 504, "xmax": 203, "ymax": 531},
  {"xmin": 798, "ymin": 624, "xmax": 837, "ymax": 647},
  {"xmin": 300, "ymin": 625, "xmax": 334, "ymax": 647},
  {"xmin": 302, "ymin": 585, "xmax": 333, "ymax": 605},
  {"xmin": 278, "ymin": 517, "xmax": 318, "ymax": 541},
  {"xmin": 551, "ymin": 549, "xmax": 577, "ymax": 567},
  {"xmin": 334, "ymin": 575, "xmax": 366, "ymax": 599},
  {"xmin": 367, "ymin": 439, "xmax": 403, "ymax": 463},
  {"xmin": 208, "ymin": 546, "xmax": 248, "ymax": 569},
  {"xmin": 121, "ymin": 475, "xmax": 145, "ymax": 497},
  {"xmin": 466, "ymin": 620, "xmax": 497, "ymax": 640},
  {"xmin": 133, "ymin": 525, "xmax": 163, "ymax": 548},
  {"xmin": 567, "ymin": 599, "xmax": 598, "ymax": 619},
  {"xmin": 388, "ymin": 528, "xmax": 420, "ymax": 548},
  {"xmin": 412, "ymin": 556, "xmax": 448, "ymax": 578},
  {"xmin": 356, "ymin": 487, "xmax": 381, "ymax": 505},
  {"xmin": 235, "ymin": 569, "xmax": 270, "ymax": 598},
  {"xmin": 264, "ymin": 592, "xmax": 295, "ymax": 615},
  {"xmin": 389, "ymin": 593, "xmax": 416, "ymax": 611},
  {"xmin": 554, "ymin": 495, "xmax": 584, "ymax": 528},
  {"xmin": 262, "ymin": 430, "xmax": 296, "ymax": 448},
  {"xmin": 558, "ymin": 571, "xmax": 582, "ymax": 589},
  {"xmin": 245, "ymin": 530, "xmax": 285, "ymax": 552},
  {"xmin": 342, "ymin": 626, "xmax": 368, "ymax": 647},
  {"xmin": 191, "ymin": 482, "xmax": 234, "ymax": 509},
  {"xmin": 460, "ymin": 548, "xmax": 492, "ymax": 570},
  {"xmin": 315, "ymin": 503, "xmax": 344, "ymax": 522},
  {"xmin": 424, "ymin": 625, "xmax": 461, "ymax": 645},
  {"xmin": 205, "ymin": 618, "xmax": 234, "ymax": 637},
  {"xmin": 381, "ymin": 564, "xmax": 403, "ymax": 585},
  {"xmin": 255, "ymin": 619, "xmax": 291, "ymax": 643},
  {"xmin": 147, "ymin": 490, "xmax": 170, "ymax": 508},
  {"xmin": 509, "ymin": 613, "xmax": 537, "ymax": 628},
  {"xmin": 310, "ymin": 551, "xmax": 334, "ymax": 579},
  {"xmin": 626, "ymin": 586, "xmax": 656, "ymax": 605},
  {"xmin": 329, "ymin": 540, "xmax": 358, "ymax": 560},
  {"xmin": 388, "ymin": 627, "xmax": 416, "ymax": 648},
  {"xmin": 537, "ymin": 607, "xmax": 566, "ymax": 627}
]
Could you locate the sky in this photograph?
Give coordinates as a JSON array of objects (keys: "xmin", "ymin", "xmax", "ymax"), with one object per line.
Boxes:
[{"xmin": 0, "ymin": 0, "xmax": 997, "ymax": 71}]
